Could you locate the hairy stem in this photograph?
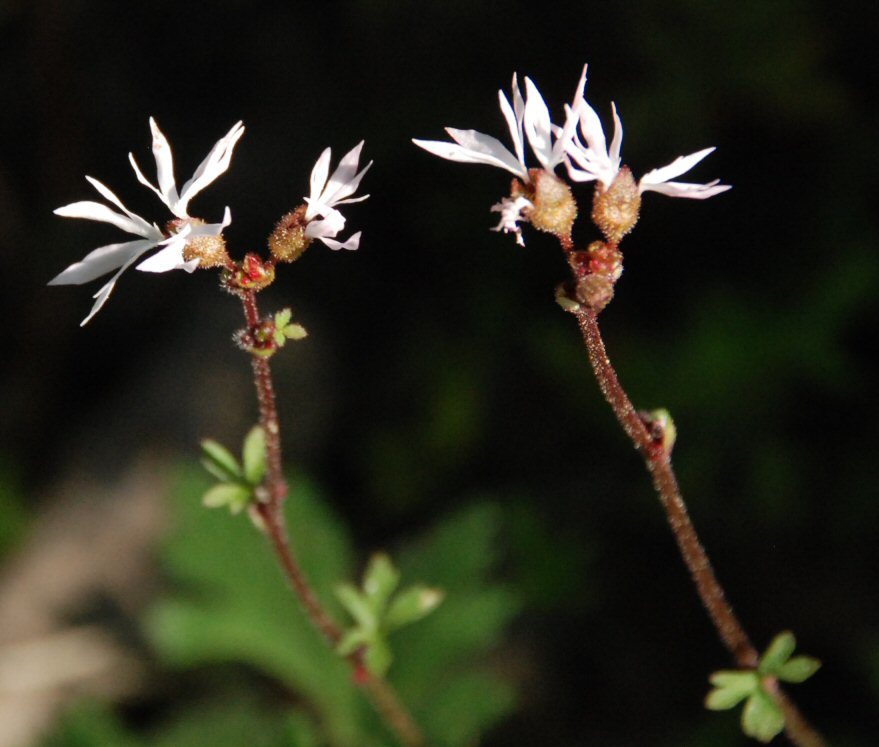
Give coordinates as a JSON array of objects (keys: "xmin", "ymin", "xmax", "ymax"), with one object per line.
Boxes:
[
  {"xmin": 572, "ymin": 304, "xmax": 824, "ymax": 747},
  {"xmin": 240, "ymin": 289, "xmax": 427, "ymax": 747}
]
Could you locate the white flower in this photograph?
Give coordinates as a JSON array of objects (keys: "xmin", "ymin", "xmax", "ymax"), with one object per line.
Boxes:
[
  {"xmin": 565, "ymin": 101, "xmax": 730, "ymax": 199},
  {"xmin": 50, "ymin": 118, "xmax": 242, "ymax": 325},
  {"xmin": 490, "ymin": 196, "xmax": 533, "ymax": 246},
  {"xmin": 413, "ymin": 64, "xmax": 588, "ymax": 182},
  {"xmin": 303, "ymin": 141, "xmax": 371, "ymax": 251}
]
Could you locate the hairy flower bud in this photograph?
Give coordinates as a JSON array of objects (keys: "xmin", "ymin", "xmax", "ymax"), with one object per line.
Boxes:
[
  {"xmin": 221, "ymin": 253, "xmax": 276, "ymax": 295},
  {"xmin": 527, "ymin": 170, "xmax": 577, "ymax": 239},
  {"xmin": 268, "ymin": 206, "xmax": 312, "ymax": 263},
  {"xmin": 166, "ymin": 217, "xmax": 231, "ymax": 269},
  {"xmin": 575, "ymin": 274, "xmax": 615, "ymax": 312},
  {"xmin": 592, "ymin": 166, "xmax": 641, "ymax": 243}
]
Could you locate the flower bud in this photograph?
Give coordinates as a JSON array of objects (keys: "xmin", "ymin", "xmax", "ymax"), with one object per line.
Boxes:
[
  {"xmin": 575, "ymin": 274, "xmax": 615, "ymax": 313},
  {"xmin": 268, "ymin": 206, "xmax": 312, "ymax": 263},
  {"xmin": 221, "ymin": 253, "xmax": 276, "ymax": 295},
  {"xmin": 527, "ymin": 169, "xmax": 577, "ymax": 239},
  {"xmin": 592, "ymin": 166, "xmax": 641, "ymax": 243},
  {"xmin": 639, "ymin": 408, "xmax": 677, "ymax": 455}
]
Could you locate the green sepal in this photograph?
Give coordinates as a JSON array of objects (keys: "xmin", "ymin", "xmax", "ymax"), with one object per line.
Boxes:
[
  {"xmin": 759, "ymin": 631, "xmax": 797, "ymax": 674},
  {"xmin": 200, "ymin": 439, "xmax": 243, "ymax": 483},
  {"xmin": 741, "ymin": 688, "xmax": 785, "ymax": 743},
  {"xmin": 335, "ymin": 583, "xmax": 376, "ymax": 630},
  {"xmin": 242, "ymin": 426, "xmax": 267, "ymax": 486},
  {"xmin": 776, "ymin": 655, "xmax": 821, "ymax": 683},
  {"xmin": 363, "ymin": 553, "xmax": 401, "ymax": 613},
  {"xmin": 705, "ymin": 670, "xmax": 759, "ymax": 710},
  {"xmin": 385, "ymin": 585, "xmax": 445, "ymax": 631},
  {"xmin": 364, "ymin": 636, "xmax": 392, "ymax": 677},
  {"xmin": 202, "ymin": 483, "xmax": 253, "ymax": 514}
]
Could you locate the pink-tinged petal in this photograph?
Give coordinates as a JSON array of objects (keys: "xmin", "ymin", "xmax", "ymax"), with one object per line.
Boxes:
[
  {"xmin": 49, "ymin": 238, "xmax": 156, "ymax": 286},
  {"xmin": 639, "ymin": 147, "xmax": 716, "ymax": 187},
  {"xmin": 84, "ymin": 176, "xmax": 155, "ymax": 235},
  {"xmin": 148, "ymin": 118, "xmax": 180, "ymax": 209},
  {"xmin": 177, "ymin": 121, "xmax": 245, "ymax": 216},
  {"xmin": 523, "ymin": 77, "xmax": 553, "ymax": 168},
  {"xmin": 318, "ymin": 231, "xmax": 361, "ymax": 251},
  {"xmin": 54, "ymin": 200, "xmax": 159, "ymax": 239},
  {"xmin": 640, "ymin": 179, "xmax": 731, "ymax": 199},
  {"xmin": 608, "ymin": 103, "xmax": 623, "ymax": 167}
]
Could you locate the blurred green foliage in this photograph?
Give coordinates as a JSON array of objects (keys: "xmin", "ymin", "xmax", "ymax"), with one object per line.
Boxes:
[{"xmin": 43, "ymin": 467, "xmax": 517, "ymax": 747}]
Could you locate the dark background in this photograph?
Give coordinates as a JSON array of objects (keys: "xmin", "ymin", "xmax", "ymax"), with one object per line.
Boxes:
[{"xmin": 1, "ymin": 0, "xmax": 877, "ymax": 744}]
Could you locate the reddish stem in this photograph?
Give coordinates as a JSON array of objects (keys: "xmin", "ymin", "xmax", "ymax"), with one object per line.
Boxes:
[
  {"xmin": 239, "ymin": 289, "xmax": 426, "ymax": 747},
  {"xmin": 572, "ymin": 304, "xmax": 824, "ymax": 747}
]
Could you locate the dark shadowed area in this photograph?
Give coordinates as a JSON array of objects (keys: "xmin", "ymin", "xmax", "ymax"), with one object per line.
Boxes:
[{"xmin": 1, "ymin": 0, "xmax": 877, "ymax": 745}]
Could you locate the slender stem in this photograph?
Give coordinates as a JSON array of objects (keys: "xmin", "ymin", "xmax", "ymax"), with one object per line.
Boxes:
[
  {"xmin": 572, "ymin": 304, "xmax": 824, "ymax": 746},
  {"xmin": 240, "ymin": 289, "xmax": 427, "ymax": 747}
]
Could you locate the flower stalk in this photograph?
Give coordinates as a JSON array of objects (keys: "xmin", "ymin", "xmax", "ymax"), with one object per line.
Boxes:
[{"xmin": 240, "ymin": 288, "xmax": 427, "ymax": 747}]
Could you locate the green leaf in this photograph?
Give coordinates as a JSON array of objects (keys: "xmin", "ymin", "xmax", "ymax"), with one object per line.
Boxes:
[
  {"xmin": 759, "ymin": 631, "xmax": 797, "ymax": 674},
  {"xmin": 741, "ymin": 689, "xmax": 785, "ymax": 742},
  {"xmin": 201, "ymin": 483, "xmax": 253, "ymax": 513},
  {"xmin": 363, "ymin": 553, "xmax": 400, "ymax": 612},
  {"xmin": 385, "ymin": 585, "xmax": 444, "ymax": 631},
  {"xmin": 364, "ymin": 636, "xmax": 392, "ymax": 677},
  {"xmin": 335, "ymin": 583, "xmax": 376, "ymax": 630},
  {"xmin": 283, "ymin": 323, "xmax": 308, "ymax": 341},
  {"xmin": 274, "ymin": 308, "xmax": 292, "ymax": 329},
  {"xmin": 776, "ymin": 655, "xmax": 821, "ymax": 683},
  {"xmin": 337, "ymin": 627, "xmax": 372, "ymax": 657},
  {"xmin": 705, "ymin": 670, "xmax": 759, "ymax": 710},
  {"xmin": 200, "ymin": 439, "xmax": 242, "ymax": 482},
  {"xmin": 241, "ymin": 426, "xmax": 267, "ymax": 486}
]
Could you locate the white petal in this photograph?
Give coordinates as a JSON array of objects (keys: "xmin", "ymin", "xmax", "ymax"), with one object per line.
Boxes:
[
  {"xmin": 84, "ymin": 176, "xmax": 155, "ymax": 236},
  {"xmin": 498, "ymin": 75, "xmax": 526, "ymax": 169},
  {"xmin": 639, "ymin": 147, "xmax": 716, "ymax": 187},
  {"xmin": 54, "ymin": 200, "xmax": 159, "ymax": 239},
  {"xmin": 135, "ymin": 234, "xmax": 192, "ymax": 273},
  {"xmin": 79, "ymin": 251, "xmax": 145, "ymax": 326},
  {"xmin": 318, "ymin": 231, "xmax": 361, "ymax": 251},
  {"xmin": 608, "ymin": 102, "xmax": 624, "ymax": 167},
  {"xmin": 321, "ymin": 141, "xmax": 372, "ymax": 207},
  {"xmin": 305, "ymin": 208, "xmax": 346, "ymax": 239},
  {"xmin": 523, "ymin": 77, "xmax": 554, "ymax": 168},
  {"xmin": 640, "ymin": 179, "xmax": 731, "ymax": 199},
  {"xmin": 308, "ymin": 147, "xmax": 332, "ymax": 208},
  {"xmin": 128, "ymin": 152, "xmax": 166, "ymax": 204},
  {"xmin": 148, "ymin": 118, "xmax": 180, "ymax": 210},
  {"xmin": 177, "ymin": 121, "xmax": 245, "ymax": 216},
  {"xmin": 49, "ymin": 239, "xmax": 157, "ymax": 285},
  {"xmin": 187, "ymin": 206, "xmax": 233, "ymax": 236},
  {"xmin": 578, "ymin": 100, "xmax": 608, "ymax": 157},
  {"xmin": 549, "ymin": 64, "xmax": 589, "ymax": 167},
  {"xmin": 424, "ymin": 128, "xmax": 527, "ymax": 178}
]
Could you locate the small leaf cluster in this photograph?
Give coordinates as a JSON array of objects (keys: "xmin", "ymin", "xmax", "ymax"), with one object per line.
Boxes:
[
  {"xmin": 335, "ymin": 553, "xmax": 443, "ymax": 677},
  {"xmin": 706, "ymin": 631, "xmax": 821, "ymax": 743},
  {"xmin": 199, "ymin": 426, "xmax": 268, "ymax": 514},
  {"xmin": 272, "ymin": 308, "xmax": 308, "ymax": 348}
]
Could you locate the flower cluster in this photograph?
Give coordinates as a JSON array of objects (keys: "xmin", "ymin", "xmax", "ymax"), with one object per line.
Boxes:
[
  {"xmin": 413, "ymin": 64, "xmax": 729, "ymax": 247},
  {"xmin": 51, "ymin": 119, "xmax": 369, "ymax": 324}
]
